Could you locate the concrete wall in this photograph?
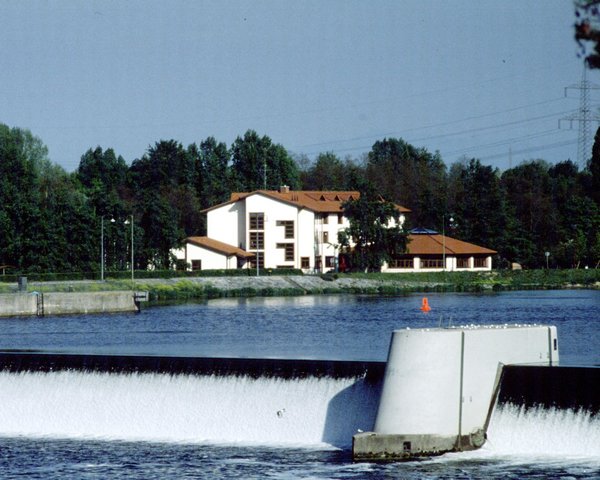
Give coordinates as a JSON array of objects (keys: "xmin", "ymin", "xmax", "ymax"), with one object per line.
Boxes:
[
  {"xmin": 354, "ymin": 325, "xmax": 558, "ymax": 460},
  {"xmin": 0, "ymin": 291, "xmax": 139, "ymax": 317},
  {"xmin": 0, "ymin": 293, "xmax": 38, "ymax": 317}
]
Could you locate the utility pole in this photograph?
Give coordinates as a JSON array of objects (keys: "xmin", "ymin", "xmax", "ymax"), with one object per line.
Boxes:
[{"xmin": 561, "ymin": 65, "xmax": 600, "ymax": 169}]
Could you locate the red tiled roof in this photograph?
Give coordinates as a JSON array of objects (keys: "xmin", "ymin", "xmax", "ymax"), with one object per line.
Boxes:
[
  {"xmin": 186, "ymin": 236, "xmax": 254, "ymax": 258},
  {"xmin": 203, "ymin": 190, "xmax": 411, "ymax": 214},
  {"xmin": 406, "ymin": 234, "xmax": 496, "ymax": 255}
]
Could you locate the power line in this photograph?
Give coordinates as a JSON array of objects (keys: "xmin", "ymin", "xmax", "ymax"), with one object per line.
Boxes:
[{"xmin": 560, "ymin": 65, "xmax": 600, "ymax": 168}]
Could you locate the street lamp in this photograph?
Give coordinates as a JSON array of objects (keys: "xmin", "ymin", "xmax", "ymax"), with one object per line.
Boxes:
[
  {"xmin": 124, "ymin": 215, "xmax": 134, "ymax": 288},
  {"xmin": 111, "ymin": 215, "xmax": 135, "ymax": 288},
  {"xmin": 100, "ymin": 216, "xmax": 105, "ymax": 281},
  {"xmin": 442, "ymin": 214, "xmax": 454, "ymax": 271}
]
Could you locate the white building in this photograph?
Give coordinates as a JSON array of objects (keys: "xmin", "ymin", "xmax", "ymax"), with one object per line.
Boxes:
[{"xmin": 173, "ymin": 187, "xmax": 495, "ymax": 273}]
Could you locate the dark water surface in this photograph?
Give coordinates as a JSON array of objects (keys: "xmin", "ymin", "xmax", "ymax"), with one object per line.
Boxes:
[
  {"xmin": 0, "ymin": 290, "xmax": 598, "ymax": 364},
  {"xmin": 0, "ymin": 290, "xmax": 598, "ymax": 479}
]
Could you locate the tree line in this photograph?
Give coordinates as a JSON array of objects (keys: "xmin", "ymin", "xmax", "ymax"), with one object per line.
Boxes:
[{"xmin": 0, "ymin": 123, "xmax": 599, "ymax": 274}]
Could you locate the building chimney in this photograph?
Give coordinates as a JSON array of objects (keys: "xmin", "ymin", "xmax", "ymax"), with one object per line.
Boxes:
[{"xmin": 279, "ymin": 185, "xmax": 290, "ymax": 194}]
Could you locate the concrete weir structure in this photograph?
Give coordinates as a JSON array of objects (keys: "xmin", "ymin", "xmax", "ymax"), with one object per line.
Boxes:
[
  {"xmin": 0, "ymin": 291, "xmax": 148, "ymax": 317},
  {"xmin": 353, "ymin": 325, "xmax": 559, "ymax": 461}
]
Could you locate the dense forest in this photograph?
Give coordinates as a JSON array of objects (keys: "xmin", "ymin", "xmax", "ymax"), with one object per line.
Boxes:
[{"xmin": 0, "ymin": 123, "xmax": 599, "ymax": 274}]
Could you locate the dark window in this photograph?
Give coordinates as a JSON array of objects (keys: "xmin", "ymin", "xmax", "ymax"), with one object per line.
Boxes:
[
  {"xmin": 457, "ymin": 257, "xmax": 469, "ymax": 268},
  {"xmin": 249, "ymin": 212, "xmax": 264, "ymax": 230},
  {"xmin": 322, "ymin": 231, "xmax": 329, "ymax": 244},
  {"xmin": 337, "ymin": 213, "xmax": 343, "ymax": 224},
  {"xmin": 389, "ymin": 258, "xmax": 414, "ymax": 269},
  {"xmin": 325, "ymin": 256, "xmax": 335, "ymax": 268},
  {"xmin": 191, "ymin": 260, "xmax": 202, "ymax": 271},
  {"xmin": 474, "ymin": 257, "xmax": 486, "ymax": 268},
  {"xmin": 276, "ymin": 220, "xmax": 294, "ymax": 239},
  {"xmin": 420, "ymin": 258, "xmax": 443, "ymax": 268},
  {"xmin": 249, "ymin": 231, "xmax": 264, "ymax": 249},
  {"xmin": 250, "ymin": 252, "xmax": 264, "ymax": 269},
  {"xmin": 301, "ymin": 257, "xmax": 310, "ymax": 269},
  {"xmin": 276, "ymin": 243, "xmax": 294, "ymax": 261}
]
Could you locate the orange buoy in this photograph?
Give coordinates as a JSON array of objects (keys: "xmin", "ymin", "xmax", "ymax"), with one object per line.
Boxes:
[{"xmin": 420, "ymin": 297, "xmax": 431, "ymax": 313}]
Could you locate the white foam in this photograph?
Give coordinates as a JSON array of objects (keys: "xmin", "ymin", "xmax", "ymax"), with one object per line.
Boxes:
[
  {"xmin": 0, "ymin": 370, "xmax": 379, "ymax": 448},
  {"xmin": 443, "ymin": 403, "xmax": 600, "ymax": 466}
]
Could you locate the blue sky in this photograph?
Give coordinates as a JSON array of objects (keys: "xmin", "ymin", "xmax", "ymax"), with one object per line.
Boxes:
[{"xmin": 0, "ymin": 1, "xmax": 590, "ymax": 172}]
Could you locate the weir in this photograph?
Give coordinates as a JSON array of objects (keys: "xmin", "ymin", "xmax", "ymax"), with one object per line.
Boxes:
[
  {"xmin": 0, "ymin": 327, "xmax": 597, "ymax": 457},
  {"xmin": 0, "ymin": 352, "xmax": 385, "ymax": 380},
  {"xmin": 0, "ymin": 353, "xmax": 384, "ymax": 448}
]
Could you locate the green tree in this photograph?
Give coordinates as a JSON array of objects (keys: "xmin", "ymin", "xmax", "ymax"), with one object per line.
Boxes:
[
  {"xmin": 589, "ymin": 126, "xmax": 600, "ymax": 205},
  {"xmin": 501, "ymin": 160, "xmax": 558, "ymax": 268},
  {"xmin": 301, "ymin": 152, "xmax": 347, "ymax": 190},
  {"xmin": 447, "ymin": 158, "xmax": 508, "ymax": 254},
  {"xmin": 191, "ymin": 137, "xmax": 232, "ymax": 210},
  {"xmin": 365, "ymin": 138, "xmax": 447, "ymax": 227},
  {"xmin": 338, "ymin": 189, "xmax": 408, "ymax": 272},
  {"xmin": 230, "ymin": 130, "xmax": 300, "ymax": 191},
  {"xmin": 0, "ymin": 125, "xmax": 42, "ymax": 270},
  {"xmin": 137, "ymin": 193, "xmax": 181, "ymax": 269},
  {"xmin": 129, "ymin": 140, "xmax": 202, "ymax": 267},
  {"xmin": 77, "ymin": 147, "xmax": 129, "ymax": 218}
]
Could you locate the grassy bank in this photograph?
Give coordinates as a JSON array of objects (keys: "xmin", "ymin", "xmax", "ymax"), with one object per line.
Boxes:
[
  {"xmin": 343, "ymin": 269, "xmax": 600, "ymax": 291},
  {"xmin": 0, "ymin": 269, "xmax": 597, "ymax": 301}
]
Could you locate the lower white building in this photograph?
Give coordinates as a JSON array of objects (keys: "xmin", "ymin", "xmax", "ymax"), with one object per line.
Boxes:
[{"xmin": 172, "ymin": 188, "xmax": 495, "ymax": 273}]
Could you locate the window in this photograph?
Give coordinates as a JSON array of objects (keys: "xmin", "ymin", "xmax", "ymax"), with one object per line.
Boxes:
[
  {"xmin": 457, "ymin": 257, "xmax": 469, "ymax": 268},
  {"xmin": 474, "ymin": 257, "xmax": 486, "ymax": 268},
  {"xmin": 301, "ymin": 257, "xmax": 310, "ymax": 269},
  {"xmin": 315, "ymin": 257, "xmax": 322, "ymax": 270},
  {"xmin": 276, "ymin": 243, "xmax": 294, "ymax": 262},
  {"xmin": 420, "ymin": 258, "xmax": 443, "ymax": 269},
  {"xmin": 276, "ymin": 220, "xmax": 294, "ymax": 239},
  {"xmin": 322, "ymin": 214, "xmax": 329, "ymax": 224},
  {"xmin": 249, "ymin": 212, "xmax": 264, "ymax": 230},
  {"xmin": 389, "ymin": 258, "xmax": 414, "ymax": 269},
  {"xmin": 250, "ymin": 252, "xmax": 264, "ymax": 269},
  {"xmin": 191, "ymin": 260, "xmax": 202, "ymax": 271},
  {"xmin": 337, "ymin": 213, "xmax": 343, "ymax": 224},
  {"xmin": 325, "ymin": 256, "xmax": 335, "ymax": 268},
  {"xmin": 322, "ymin": 231, "xmax": 329, "ymax": 244},
  {"xmin": 249, "ymin": 231, "xmax": 264, "ymax": 249}
]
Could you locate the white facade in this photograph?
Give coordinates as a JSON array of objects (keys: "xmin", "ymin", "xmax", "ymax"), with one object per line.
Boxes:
[
  {"xmin": 205, "ymin": 193, "xmax": 362, "ymax": 272},
  {"xmin": 382, "ymin": 255, "xmax": 493, "ymax": 273},
  {"xmin": 174, "ymin": 190, "xmax": 495, "ymax": 273},
  {"xmin": 173, "ymin": 242, "xmax": 240, "ymax": 271}
]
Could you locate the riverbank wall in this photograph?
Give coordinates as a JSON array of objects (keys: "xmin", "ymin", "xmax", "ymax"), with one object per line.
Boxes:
[{"xmin": 0, "ymin": 291, "xmax": 141, "ymax": 317}]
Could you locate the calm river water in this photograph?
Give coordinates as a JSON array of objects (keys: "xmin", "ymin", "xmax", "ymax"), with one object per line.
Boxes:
[{"xmin": 0, "ymin": 290, "xmax": 598, "ymax": 479}]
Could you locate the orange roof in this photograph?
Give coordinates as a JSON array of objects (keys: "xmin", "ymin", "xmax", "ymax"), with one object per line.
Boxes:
[
  {"xmin": 406, "ymin": 234, "xmax": 496, "ymax": 256},
  {"xmin": 186, "ymin": 236, "xmax": 255, "ymax": 258},
  {"xmin": 203, "ymin": 190, "xmax": 411, "ymax": 214}
]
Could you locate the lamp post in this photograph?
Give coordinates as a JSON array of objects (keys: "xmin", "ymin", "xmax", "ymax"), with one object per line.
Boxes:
[
  {"xmin": 124, "ymin": 215, "xmax": 134, "ymax": 288},
  {"xmin": 442, "ymin": 214, "xmax": 454, "ymax": 271},
  {"xmin": 111, "ymin": 216, "xmax": 134, "ymax": 288},
  {"xmin": 100, "ymin": 216, "xmax": 105, "ymax": 281}
]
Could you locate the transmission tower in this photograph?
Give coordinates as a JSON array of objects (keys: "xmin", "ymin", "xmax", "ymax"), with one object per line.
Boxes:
[{"xmin": 561, "ymin": 65, "xmax": 600, "ymax": 168}]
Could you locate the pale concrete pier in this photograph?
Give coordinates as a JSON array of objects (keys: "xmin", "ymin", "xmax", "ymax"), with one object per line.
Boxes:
[{"xmin": 0, "ymin": 291, "xmax": 146, "ymax": 317}]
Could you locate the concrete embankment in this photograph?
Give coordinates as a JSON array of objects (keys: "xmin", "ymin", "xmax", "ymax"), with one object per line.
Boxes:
[{"xmin": 0, "ymin": 291, "xmax": 141, "ymax": 317}]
